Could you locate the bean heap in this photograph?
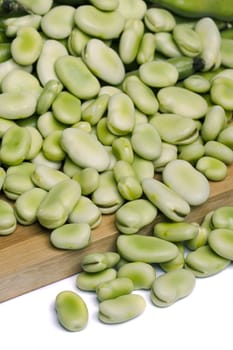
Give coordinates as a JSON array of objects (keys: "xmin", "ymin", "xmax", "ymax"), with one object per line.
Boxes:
[{"xmin": 1, "ymin": 0, "xmax": 233, "ymax": 331}]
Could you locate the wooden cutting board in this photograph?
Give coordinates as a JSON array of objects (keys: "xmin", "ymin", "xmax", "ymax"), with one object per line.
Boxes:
[{"xmin": 1, "ymin": 165, "xmax": 233, "ymax": 302}]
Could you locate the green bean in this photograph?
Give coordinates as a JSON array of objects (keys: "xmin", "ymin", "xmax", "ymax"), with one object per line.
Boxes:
[
  {"xmin": 211, "ymin": 206, "xmax": 233, "ymax": 230},
  {"xmin": 154, "ymin": 221, "xmax": 199, "ymax": 242},
  {"xmin": 76, "ymin": 268, "xmax": 117, "ymax": 291},
  {"xmin": 132, "ymin": 154, "xmax": 155, "ymax": 181},
  {"xmin": 117, "ymin": 0, "xmax": 147, "ymax": 20},
  {"xmin": 0, "ymin": 92, "xmax": 37, "ymax": 120},
  {"xmin": 173, "ymin": 24, "xmax": 202, "ymax": 57},
  {"xmin": 112, "ymin": 137, "xmax": 134, "ymax": 163},
  {"xmin": 3, "ymin": 14, "xmax": 42, "ymax": 37},
  {"xmin": 81, "ymin": 94, "xmax": 109, "ymax": 126},
  {"xmin": 159, "ymin": 243, "xmax": 185, "ymax": 272},
  {"xmin": 73, "ymin": 167, "xmax": 99, "ymax": 195},
  {"xmin": 154, "ymin": 32, "xmax": 182, "ymax": 58},
  {"xmin": 210, "ymin": 76, "xmax": 233, "ymax": 110},
  {"xmin": 89, "ymin": 0, "xmax": 119, "ymax": 11},
  {"xmin": 204, "ymin": 140, "xmax": 233, "ymax": 165},
  {"xmin": 0, "ymin": 58, "xmax": 32, "ymax": 87},
  {"xmin": 119, "ymin": 19, "xmax": 144, "ymax": 64},
  {"xmin": 68, "ymin": 27, "xmax": 91, "ymax": 57},
  {"xmin": 178, "ymin": 140, "xmax": 204, "ymax": 164},
  {"xmin": 183, "ymin": 74, "xmax": 211, "ymax": 93},
  {"xmin": 144, "ymin": 7, "xmax": 176, "ymax": 33},
  {"xmin": 136, "ymin": 32, "xmax": 156, "ymax": 65},
  {"xmin": 36, "ymin": 80, "xmax": 63, "ymax": 115},
  {"xmin": 139, "ymin": 60, "xmax": 179, "ymax": 88},
  {"xmin": 195, "ymin": 156, "xmax": 228, "ymax": 181},
  {"xmin": 154, "ymin": 142, "xmax": 178, "ymax": 171},
  {"xmin": 208, "ymin": 228, "xmax": 233, "ymax": 260},
  {"xmin": 52, "ymin": 91, "xmax": 81, "ymax": 125},
  {"xmin": 31, "ymin": 164, "xmax": 69, "ymax": 190}
]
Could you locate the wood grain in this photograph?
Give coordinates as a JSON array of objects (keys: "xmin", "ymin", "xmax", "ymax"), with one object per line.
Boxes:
[{"xmin": 1, "ymin": 165, "xmax": 233, "ymax": 302}]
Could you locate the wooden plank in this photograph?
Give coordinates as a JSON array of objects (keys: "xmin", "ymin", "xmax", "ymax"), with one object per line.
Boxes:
[{"xmin": 1, "ymin": 165, "xmax": 233, "ymax": 302}]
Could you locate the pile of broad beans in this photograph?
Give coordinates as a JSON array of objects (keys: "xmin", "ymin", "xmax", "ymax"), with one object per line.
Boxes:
[{"xmin": 1, "ymin": 0, "xmax": 233, "ymax": 330}]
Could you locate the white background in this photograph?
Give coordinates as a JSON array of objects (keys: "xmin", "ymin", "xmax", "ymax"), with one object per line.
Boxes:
[{"xmin": 1, "ymin": 264, "xmax": 233, "ymax": 350}]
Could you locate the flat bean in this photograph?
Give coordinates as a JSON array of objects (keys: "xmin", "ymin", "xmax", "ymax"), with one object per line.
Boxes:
[
  {"xmin": 3, "ymin": 14, "xmax": 42, "ymax": 37},
  {"xmin": 50, "ymin": 223, "xmax": 91, "ymax": 250},
  {"xmin": 117, "ymin": 261, "xmax": 156, "ymax": 289},
  {"xmin": 68, "ymin": 195, "xmax": 102, "ymax": 229},
  {"xmin": 42, "ymin": 130, "xmax": 65, "ymax": 162},
  {"xmin": 83, "ymin": 38, "xmax": 125, "ymax": 85},
  {"xmin": 154, "ymin": 142, "xmax": 178, "ymax": 171},
  {"xmin": 210, "ymin": 76, "xmax": 233, "ymax": 110},
  {"xmin": 37, "ymin": 112, "xmax": 66, "ymax": 138},
  {"xmin": 96, "ymin": 277, "xmax": 134, "ymax": 301},
  {"xmin": 154, "ymin": 222, "xmax": 199, "ymax": 242},
  {"xmin": 36, "ymin": 80, "xmax": 63, "ymax": 115},
  {"xmin": 73, "ymin": 167, "xmax": 99, "ymax": 195},
  {"xmin": 144, "ymin": 7, "xmax": 176, "ymax": 32},
  {"xmin": 52, "ymin": 91, "xmax": 81, "ymax": 125},
  {"xmin": 31, "ymin": 164, "xmax": 69, "ymax": 190},
  {"xmin": 0, "ymin": 199, "xmax": 17, "ymax": 235},
  {"xmin": 112, "ymin": 137, "xmax": 134, "ymax": 163},
  {"xmin": 136, "ymin": 32, "xmax": 156, "ymax": 65},
  {"xmin": 98, "ymin": 294, "xmax": 146, "ymax": 324},
  {"xmin": 162, "ymin": 159, "xmax": 210, "ymax": 206},
  {"xmin": 117, "ymin": 0, "xmax": 147, "ymax": 20},
  {"xmin": 159, "ymin": 243, "xmax": 185, "ymax": 272},
  {"xmin": 61, "ymin": 127, "xmax": 110, "ymax": 172},
  {"xmin": 211, "ymin": 206, "xmax": 233, "ymax": 230},
  {"xmin": 115, "ymin": 199, "xmax": 157, "ymax": 234},
  {"xmin": 139, "ymin": 60, "xmax": 178, "ymax": 88},
  {"xmin": 89, "ymin": 0, "xmax": 119, "ymax": 11},
  {"xmin": 142, "ymin": 177, "xmax": 190, "ymax": 222},
  {"xmin": 185, "ymin": 245, "xmax": 230, "ymax": 277},
  {"xmin": 208, "ymin": 228, "xmax": 233, "ymax": 260},
  {"xmin": 173, "ymin": 24, "xmax": 202, "ymax": 57},
  {"xmin": 150, "ymin": 269, "xmax": 196, "ymax": 307},
  {"xmin": 55, "ymin": 290, "xmax": 88, "ymax": 332},
  {"xmin": 0, "ymin": 92, "xmax": 37, "ymax": 120},
  {"xmin": 81, "ymin": 94, "xmax": 109, "ymax": 126},
  {"xmin": 155, "ymin": 32, "xmax": 182, "ymax": 58},
  {"xmin": 81, "ymin": 252, "xmax": 120, "ymax": 273},
  {"xmin": 116, "ymin": 234, "xmax": 178, "ymax": 263},
  {"xmin": 76, "ymin": 268, "xmax": 117, "ymax": 291},
  {"xmin": 119, "ymin": 19, "xmax": 144, "ymax": 64},
  {"xmin": 196, "ymin": 156, "xmax": 227, "ymax": 181},
  {"xmin": 204, "ymin": 140, "xmax": 233, "ymax": 165},
  {"xmin": 183, "ymin": 74, "xmax": 211, "ymax": 93}
]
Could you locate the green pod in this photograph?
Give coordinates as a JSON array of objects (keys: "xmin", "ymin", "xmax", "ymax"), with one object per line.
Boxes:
[
  {"xmin": 162, "ymin": 159, "xmax": 210, "ymax": 206},
  {"xmin": 31, "ymin": 164, "xmax": 69, "ymax": 190},
  {"xmin": 117, "ymin": 261, "xmax": 156, "ymax": 290},
  {"xmin": 117, "ymin": 234, "xmax": 178, "ymax": 263},
  {"xmin": 157, "ymin": 86, "xmax": 208, "ymax": 119},
  {"xmin": 142, "ymin": 177, "xmax": 190, "ymax": 222},
  {"xmin": 91, "ymin": 171, "xmax": 124, "ymax": 214},
  {"xmin": 148, "ymin": 0, "xmax": 233, "ymax": 21},
  {"xmin": 0, "ymin": 43, "xmax": 11, "ymax": 62},
  {"xmin": 173, "ymin": 24, "xmax": 202, "ymax": 57},
  {"xmin": 10, "ymin": 26, "xmax": 43, "ymax": 66},
  {"xmin": 74, "ymin": 5, "xmax": 125, "ymax": 40},
  {"xmin": 204, "ymin": 140, "xmax": 233, "ymax": 165},
  {"xmin": 76, "ymin": 268, "xmax": 117, "ymax": 291},
  {"xmin": 0, "ymin": 91, "xmax": 37, "ymax": 120},
  {"xmin": 0, "ymin": 199, "xmax": 17, "ymax": 235},
  {"xmin": 36, "ymin": 39, "xmax": 68, "ymax": 87},
  {"xmin": 55, "ymin": 55, "xmax": 100, "ymax": 100},
  {"xmin": 154, "ymin": 221, "xmax": 199, "ymax": 242},
  {"xmin": 68, "ymin": 195, "xmax": 102, "ymax": 229},
  {"xmin": 131, "ymin": 123, "xmax": 162, "ymax": 161},
  {"xmin": 73, "ymin": 167, "xmax": 99, "ymax": 195},
  {"xmin": 122, "ymin": 75, "xmax": 159, "ymax": 115},
  {"xmin": 185, "ymin": 245, "xmax": 230, "ymax": 277},
  {"xmin": 98, "ymin": 294, "xmax": 146, "ymax": 324},
  {"xmin": 81, "ymin": 252, "xmax": 120, "ymax": 273},
  {"xmin": 112, "ymin": 137, "xmax": 134, "ymax": 163},
  {"xmin": 61, "ymin": 127, "xmax": 110, "ymax": 172},
  {"xmin": 196, "ymin": 156, "xmax": 227, "ymax": 181},
  {"xmin": 81, "ymin": 94, "xmax": 109, "ymax": 126},
  {"xmin": 139, "ymin": 60, "xmax": 178, "ymax": 88},
  {"xmin": 119, "ymin": 18, "xmax": 144, "ymax": 64},
  {"xmin": 55, "ymin": 290, "xmax": 88, "ymax": 332},
  {"xmin": 107, "ymin": 92, "xmax": 135, "ymax": 136},
  {"xmin": 50, "ymin": 223, "xmax": 91, "ymax": 250},
  {"xmin": 37, "ymin": 179, "xmax": 81, "ymax": 229},
  {"xmin": 2, "ymin": 162, "xmax": 35, "ymax": 200},
  {"xmin": 83, "ymin": 38, "xmax": 125, "ymax": 85},
  {"xmin": 150, "ymin": 269, "xmax": 196, "ymax": 307},
  {"xmin": 115, "ymin": 199, "xmax": 157, "ymax": 234},
  {"xmin": 41, "ymin": 5, "xmax": 75, "ymax": 39},
  {"xmin": 14, "ymin": 187, "xmax": 47, "ymax": 225},
  {"xmin": 0, "ymin": 125, "xmax": 31, "ymax": 166},
  {"xmin": 144, "ymin": 7, "xmax": 176, "ymax": 32},
  {"xmin": 150, "ymin": 114, "xmax": 199, "ymax": 145},
  {"xmin": 96, "ymin": 277, "xmax": 134, "ymax": 301},
  {"xmin": 52, "ymin": 91, "xmax": 81, "ymax": 125}
]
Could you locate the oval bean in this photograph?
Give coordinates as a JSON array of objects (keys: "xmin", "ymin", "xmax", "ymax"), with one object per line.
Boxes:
[
  {"xmin": 154, "ymin": 221, "xmax": 199, "ymax": 242},
  {"xmin": 98, "ymin": 294, "xmax": 146, "ymax": 324},
  {"xmin": 76, "ymin": 268, "xmax": 117, "ymax": 291},
  {"xmin": 117, "ymin": 261, "xmax": 156, "ymax": 289},
  {"xmin": 204, "ymin": 140, "xmax": 233, "ymax": 165},
  {"xmin": 0, "ymin": 199, "xmax": 17, "ymax": 235},
  {"xmin": 116, "ymin": 234, "xmax": 178, "ymax": 263},
  {"xmin": 139, "ymin": 60, "xmax": 178, "ymax": 88},
  {"xmin": 144, "ymin": 7, "xmax": 176, "ymax": 32},
  {"xmin": 81, "ymin": 252, "xmax": 120, "ymax": 273},
  {"xmin": 31, "ymin": 164, "xmax": 69, "ymax": 190},
  {"xmin": 50, "ymin": 223, "xmax": 91, "ymax": 250},
  {"xmin": 55, "ymin": 290, "xmax": 88, "ymax": 332},
  {"xmin": 96, "ymin": 277, "xmax": 134, "ymax": 301},
  {"xmin": 196, "ymin": 156, "xmax": 228, "ymax": 181},
  {"xmin": 208, "ymin": 228, "xmax": 233, "ymax": 260},
  {"xmin": 211, "ymin": 206, "xmax": 233, "ymax": 230},
  {"xmin": 0, "ymin": 92, "xmax": 37, "ymax": 120}
]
